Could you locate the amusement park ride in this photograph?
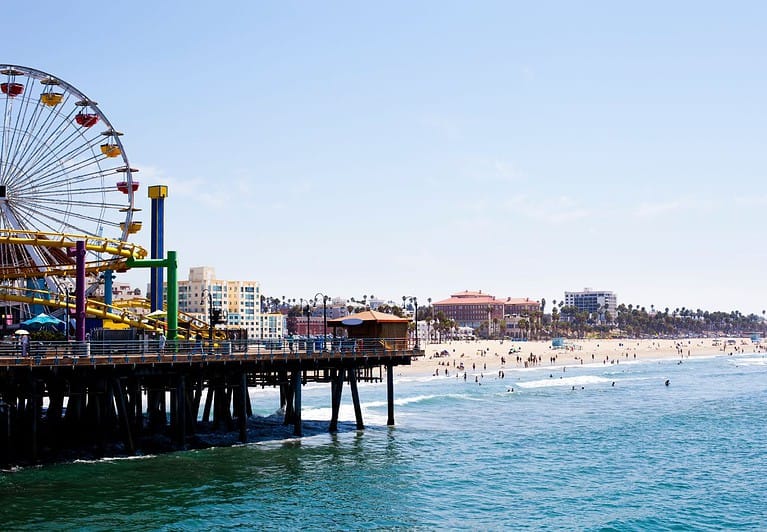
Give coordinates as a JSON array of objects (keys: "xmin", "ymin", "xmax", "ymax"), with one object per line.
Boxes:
[{"xmin": 0, "ymin": 64, "xmax": 216, "ymax": 341}]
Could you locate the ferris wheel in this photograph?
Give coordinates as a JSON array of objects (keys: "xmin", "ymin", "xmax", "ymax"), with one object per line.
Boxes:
[{"xmin": 0, "ymin": 64, "xmax": 140, "ymax": 283}]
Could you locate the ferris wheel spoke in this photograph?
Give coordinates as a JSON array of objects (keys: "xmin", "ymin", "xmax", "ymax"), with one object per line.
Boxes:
[
  {"xmin": 31, "ymin": 186, "xmax": 113, "ymax": 200},
  {"xmin": 17, "ymin": 127, "xmax": 101, "ymax": 187},
  {"xmin": 35, "ymin": 196, "xmax": 123, "ymax": 210},
  {"xmin": 33, "ymin": 151, "xmax": 109, "ymax": 190},
  {"xmin": 10, "ymin": 93, "xmax": 62, "ymax": 169},
  {"xmin": 26, "ymin": 202, "xmax": 111, "ymax": 223},
  {"xmin": 6, "ymin": 87, "xmax": 49, "ymax": 182},
  {"xmin": 0, "ymin": 77, "xmax": 17, "ymax": 171},
  {"xmin": 1, "ymin": 92, "xmax": 35, "ymax": 179},
  {"xmin": 15, "ymin": 199, "xmax": 113, "ymax": 232},
  {"xmin": 15, "ymin": 209, "xmax": 99, "ymax": 238},
  {"xmin": 10, "ymin": 88, "xmax": 53, "ymax": 178},
  {"xmin": 33, "ymin": 162, "xmax": 110, "ymax": 190},
  {"xmin": 13, "ymin": 101, "xmax": 98, "ymax": 185},
  {"xmin": 9, "ymin": 75, "xmax": 80, "ymax": 180},
  {"xmin": 7, "ymin": 201, "xmax": 69, "ymax": 233},
  {"xmin": 12, "ymin": 96, "xmax": 79, "ymax": 183},
  {"xmin": 18, "ymin": 104, "xmax": 79, "ymax": 175}
]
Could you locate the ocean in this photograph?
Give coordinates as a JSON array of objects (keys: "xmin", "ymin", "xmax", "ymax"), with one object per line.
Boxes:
[{"xmin": 1, "ymin": 351, "xmax": 766, "ymax": 530}]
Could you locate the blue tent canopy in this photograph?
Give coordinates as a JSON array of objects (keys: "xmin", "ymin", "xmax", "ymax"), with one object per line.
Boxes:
[{"xmin": 22, "ymin": 313, "xmax": 65, "ymax": 330}]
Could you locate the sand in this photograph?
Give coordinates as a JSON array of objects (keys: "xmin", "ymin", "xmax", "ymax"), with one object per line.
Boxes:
[{"xmin": 401, "ymin": 337, "xmax": 762, "ymax": 378}]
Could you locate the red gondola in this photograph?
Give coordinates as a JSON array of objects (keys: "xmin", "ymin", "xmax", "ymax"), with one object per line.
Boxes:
[
  {"xmin": 116, "ymin": 181, "xmax": 140, "ymax": 194},
  {"xmin": 75, "ymin": 113, "xmax": 99, "ymax": 128},
  {"xmin": 1, "ymin": 82, "xmax": 24, "ymax": 97}
]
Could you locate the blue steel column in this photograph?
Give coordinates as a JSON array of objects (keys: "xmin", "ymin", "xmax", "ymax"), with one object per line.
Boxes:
[
  {"xmin": 103, "ymin": 271, "xmax": 114, "ymax": 306},
  {"xmin": 148, "ymin": 185, "xmax": 168, "ymax": 312}
]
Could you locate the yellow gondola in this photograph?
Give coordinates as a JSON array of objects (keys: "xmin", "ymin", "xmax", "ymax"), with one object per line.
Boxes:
[
  {"xmin": 100, "ymin": 143, "xmax": 121, "ymax": 157},
  {"xmin": 120, "ymin": 221, "xmax": 142, "ymax": 234},
  {"xmin": 40, "ymin": 92, "xmax": 63, "ymax": 106}
]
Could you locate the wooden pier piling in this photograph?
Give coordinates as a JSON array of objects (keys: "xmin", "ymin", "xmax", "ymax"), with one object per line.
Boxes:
[{"xmin": 0, "ymin": 343, "xmax": 420, "ymax": 466}]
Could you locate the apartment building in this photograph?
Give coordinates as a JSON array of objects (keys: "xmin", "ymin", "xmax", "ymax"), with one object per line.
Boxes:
[
  {"xmin": 171, "ymin": 266, "xmax": 283, "ymax": 340},
  {"xmin": 563, "ymin": 288, "xmax": 617, "ymax": 319}
]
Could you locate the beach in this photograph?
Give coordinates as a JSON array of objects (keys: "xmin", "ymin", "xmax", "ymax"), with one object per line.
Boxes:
[{"xmin": 404, "ymin": 337, "xmax": 761, "ymax": 378}]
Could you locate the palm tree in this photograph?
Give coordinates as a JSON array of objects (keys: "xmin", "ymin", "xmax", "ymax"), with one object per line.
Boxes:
[
  {"xmin": 517, "ymin": 318, "xmax": 529, "ymax": 340},
  {"xmin": 551, "ymin": 306, "xmax": 560, "ymax": 335}
]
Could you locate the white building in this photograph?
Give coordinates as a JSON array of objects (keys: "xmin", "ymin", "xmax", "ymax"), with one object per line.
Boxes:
[
  {"xmin": 564, "ymin": 288, "xmax": 617, "ymax": 322},
  {"xmin": 92, "ymin": 280, "xmax": 141, "ymax": 301}
]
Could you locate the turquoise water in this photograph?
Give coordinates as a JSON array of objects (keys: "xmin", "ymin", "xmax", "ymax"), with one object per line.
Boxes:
[{"xmin": 2, "ymin": 352, "xmax": 766, "ymax": 530}]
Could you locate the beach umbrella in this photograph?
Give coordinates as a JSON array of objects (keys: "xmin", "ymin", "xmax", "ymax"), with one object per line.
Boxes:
[
  {"xmin": 21, "ymin": 313, "xmax": 65, "ymax": 331},
  {"xmin": 146, "ymin": 309, "xmax": 167, "ymax": 318},
  {"xmin": 14, "ymin": 329, "xmax": 29, "ymax": 335}
]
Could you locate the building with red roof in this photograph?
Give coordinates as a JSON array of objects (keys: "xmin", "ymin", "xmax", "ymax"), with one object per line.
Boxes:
[{"xmin": 433, "ymin": 290, "xmax": 540, "ymax": 330}]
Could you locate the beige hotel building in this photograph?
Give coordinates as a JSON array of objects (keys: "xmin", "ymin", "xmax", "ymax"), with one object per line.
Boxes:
[{"xmin": 169, "ymin": 266, "xmax": 284, "ymax": 340}]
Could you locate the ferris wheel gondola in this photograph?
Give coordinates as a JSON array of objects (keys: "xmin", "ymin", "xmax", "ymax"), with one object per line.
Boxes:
[{"xmin": 0, "ymin": 64, "xmax": 140, "ymax": 285}]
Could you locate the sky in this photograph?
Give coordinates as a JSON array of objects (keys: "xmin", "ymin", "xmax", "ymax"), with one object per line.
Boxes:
[{"xmin": 4, "ymin": 1, "xmax": 767, "ymax": 315}]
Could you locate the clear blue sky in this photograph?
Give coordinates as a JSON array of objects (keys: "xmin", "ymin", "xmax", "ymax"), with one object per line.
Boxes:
[{"xmin": 5, "ymin": 1, "xmax": 767, "ymax": 314}]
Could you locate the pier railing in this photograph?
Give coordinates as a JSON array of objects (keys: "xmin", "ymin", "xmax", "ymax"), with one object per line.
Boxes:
[{"xmin": 0, "ymin": 337, "xmax": 423, "ymax": 367}]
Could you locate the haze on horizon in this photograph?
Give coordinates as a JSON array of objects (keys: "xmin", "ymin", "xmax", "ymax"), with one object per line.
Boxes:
[{"xmin": 4, "ymin": 1, "xmax": 766, "ymax": 316}]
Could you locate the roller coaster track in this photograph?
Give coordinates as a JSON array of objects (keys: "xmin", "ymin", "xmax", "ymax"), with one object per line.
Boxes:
[
  {"xmin": 0, "ymin": 229, "xmax": 147, "ymax": 279},
  {"xmin": 111, "ymin": 298, "xmax": 151, "ymax": 309},
  {"xmin": 0, "ymin": 287, "xmax": 226, "ymax": 340}
]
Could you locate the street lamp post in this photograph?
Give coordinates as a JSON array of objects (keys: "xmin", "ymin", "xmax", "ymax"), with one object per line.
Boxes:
[
  {"xmin": 427, "ymin": 297, "xmax": 432, "ymax": 344},
  {"xmin": 402, "ymin": 295, "xmax": 418, "ymax": 350},
  {"xmin": 260, "ymin": 295, "xmax": 266, "ymax": 341},
  {"xmin": 65, "ymin": 285, "xmax": 71, "ymax": 342},
  {"xmin": 201, "ymin": 288, "xmax": 215, "ymax": 352},
  {"xmin": 298, "ymin": 298, "xmax": 305, "ymax": 337},
  {"xmin": 314, "ymin": 293, "xmax": 329, "ymax": 349}
]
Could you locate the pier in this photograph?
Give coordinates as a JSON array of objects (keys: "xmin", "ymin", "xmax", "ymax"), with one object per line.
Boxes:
[{"xmin": 0, "ymin": 339, "xmax": 421, "ymax": 466}]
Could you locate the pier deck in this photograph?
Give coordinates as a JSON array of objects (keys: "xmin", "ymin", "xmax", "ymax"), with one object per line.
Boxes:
[{"xmin": 0, "ymin": 339, "xmax": 423, "ymax": 466}]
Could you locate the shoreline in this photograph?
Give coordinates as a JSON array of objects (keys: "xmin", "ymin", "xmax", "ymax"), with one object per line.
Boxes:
[{"xmin": 399, "ymin": 337, "xmax": 764, "ymax": 379}]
